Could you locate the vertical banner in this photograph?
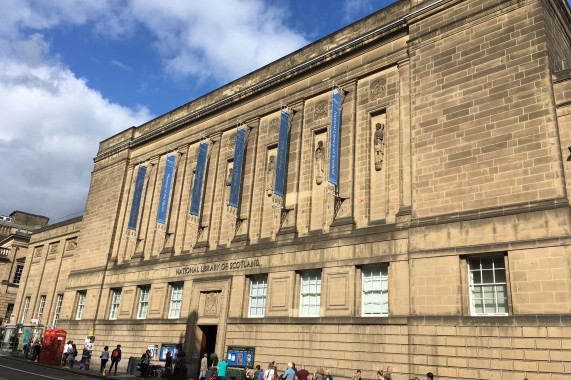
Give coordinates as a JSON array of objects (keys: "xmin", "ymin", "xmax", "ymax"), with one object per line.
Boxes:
[
  {"xmin": 227, "ymin": 128, "xmax": 247, "ymax": 216},
  {"xmin": 189, "ymin": 142, "xmax": 209, "ymax": 220},
  {"xmin": 328, "ymin": 90, "xmax": 341, "ymax": 192},
  {"xmin": 274, "ymin": 110, "xmax": 290, "ymax": 199},
  {"xmin": 127, "ymin": 165, "xmax": 148, "ymax": 231},
  {"xmin": 156, "ymin": 154, "xmax": 176, "ymax": 227}
]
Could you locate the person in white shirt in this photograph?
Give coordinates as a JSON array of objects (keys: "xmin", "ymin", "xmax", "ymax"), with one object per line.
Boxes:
[{"xmin": 62, "ymin": 340, "xmax": 73, "ymax": 368}]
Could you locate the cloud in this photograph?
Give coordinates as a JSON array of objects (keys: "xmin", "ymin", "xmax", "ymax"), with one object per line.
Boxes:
[
  {"xmin": 342, "ymin": 0, "xmax": 376, "ymax": 22},
  {"xmin": 0, "ymin": 34, "xmax": 151, "ymax": 219},
  {"xmin": 110, "ymin": 60, "xmax": 132, "ymax": 71}
]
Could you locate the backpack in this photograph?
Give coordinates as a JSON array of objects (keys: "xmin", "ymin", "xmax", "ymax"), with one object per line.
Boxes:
[{"xmin": 112, "ymin": 349, "xmax": 119, "ymax": 358}]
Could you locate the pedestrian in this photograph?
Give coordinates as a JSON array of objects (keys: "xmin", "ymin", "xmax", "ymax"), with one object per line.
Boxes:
[
  {"xmin": 259, "ymin": 367, "xmax": 267, "ymax": 380},
  {"xmin": 200, "ymin": 353, "xmax": 208, "ymax": 380},
  {"xmin": 324, "ymin": 370, "xmax": 333, "ymax": 380},
  {"xmin": 426, "ymin": 373, "xmax": 433, "ymax": 380},
  {"xmin": 377, "ymin": 371, "xmax": 383, "ymax": 380},
  {"xmin": 352, "ymin": 370, "xmax": 361, "ymax": 380},
  {"xmin": 217, "ymin": 353, "xmax": 228, "ymax": 380},
  {"xmin": 313, "ymin": 367, "xmax": 325, "ymax": 380},
  {"xmin": 172, "ymin": 353, "xmax": 183, "ymax": 380},
  {"xmin": 140, "ymin": 349, "xmax": 151, "ymax": 379},
  {"xmin": 62, "ymin": 340, "xmax": 72, "ymax": 367},
  {"xmin": 23, "ymin": 342, "xmax": 30, "ymax": 360},
  {"xmin": 296, "ymin": 365, "xmax": 310, "ymax": 380},
  {"xmin": 109, "ymin": 344, "xmax": 122, "ymax": 375},
  {"xmin": 100, "ymin": 345, "xmax": 109, "ymax": 373},
  {"xmin": 383, "ymin": 367, "xmax": 392, "ymax": 380},
  {"xmin": 66, "ymin": 343, "xmax": 77, "ymax": 368},
  {"xmin": 165, "ymin": 351, "xmax": 173, "ymax": 380},
  {"xmin": 283, "ymin": 363, "xmax": 296, "ymax": 380}
]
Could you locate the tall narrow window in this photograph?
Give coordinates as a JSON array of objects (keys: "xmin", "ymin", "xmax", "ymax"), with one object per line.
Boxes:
[
  {"xmin": 20, "ymin": 296, "xmax": 30, "ymax": 324},
  {"xmin": 75, "ymin": 291, "xmax": 86, "ymax": 320},
  {"xmin": 168, "ymin": 284, "xmax": 183, "ymax": 319},
  {"xmin": 300, "ymin": 271, "xmax": 321, "ymax": 317},
  {"xmin": 12, "ymin": 265, "xmax": 24, "ymax": 285},
  {"xmin": 137, "ymin": 286, "xmax": 150, "ymax": 319},
  {"xmin": 248, "ymin": 276, "xmax": 267, "ymax": 317},
  {"xmin": 52, "ymin": 294, "xmax": 63, "ymax": 327},
  {"xmin": 37, "ymin": 295, "xmax": 46, "ymax": 322},
  {"xmin": 362, "ymin": 265, "xmax": 389, "ymax": 316},
  {"xmin": 5, "ymin": 303, "xmax": 14, "ymax": 323},
  {"xmin": 109, "ymin": 289, "xmax": 122, "ymax": 320},
  {"xmin": 468, "ymin": 256, "xmax": 508, "ymax": 316}
]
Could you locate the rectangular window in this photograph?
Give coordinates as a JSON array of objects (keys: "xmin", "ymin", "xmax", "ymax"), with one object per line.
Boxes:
[
  {"xmin": 37, "ymin": 295, "xmax": 46, "ymax": 322},
  {"xmin": 362, "ymin": 265, "xmax": 389, "ymax": 316},
  {"xmin": 300, "ymin": 271, "xmax": 321, "ymax": 317},
  {"xmin": 248, "ymin": 276, "xmax": 267, "ymax": 317},
  {"xmin": 137, "ymin": 286, "xmax": 150, "ymax": 319},
  {"xmin": 109, "ymin": 289, "xmax": 122, "ymax": 320},
  {"xmin": 75, "ymin": 291, "xmax": 86, "ymax": 320},
  {"xmin": 168, "ymin": 284, "xmax": 183, "ymax": 319},
  {"xmin": 468, "ymin": 256, "xmax": 508, "ymax": 316},
  {"xmin": 21, "ymin": 296, "xmax": 30, "ymax": 324},
  {"xmin": 12, "ymin": 265, "xmax": 24, "ymax": 285},
  {"xmin": 52, "ymin": 294, "xmax": 63, "ymax": 327},
  {"xmin": 4, "ymin": 303, "xmax": 14, "ymax": 322}
]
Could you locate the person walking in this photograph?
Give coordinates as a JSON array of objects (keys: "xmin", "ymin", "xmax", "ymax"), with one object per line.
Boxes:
[
  {"xmin": 109, "ymin": 344, "xmax": 122, "ymax": 375},
  {"xmin": 140, "ymin": 349, "xmax": 151, "ymax": 379},
  {"xmin": 100, "ymin": 345, "xmax": 109, "ymax": 373},
  {"xmin": 66, "ymin": 344, "xmax": 77, "ymax": 368},
  {"xmin": 282, "ymin": 363, "xmax": 296, "ymax": 380},
  {"xmin": 200, "ymin": 353, "xmax": 208, "ymax": 380},
  {"xmin": 217, "ymin": 354, "xmax": 228, "ymax": 380},
  {"xmin": 164, "ymin": 351, "xmax": 173, "ymax": 380},
  {"xmin": 62, "ymin": 340, "xmax": 72, "ymax": 367},
  {"xmin": 172, "ymin": 353, "xmax": 183, "ymax": 380},
  {"xmin": 296, "ymin": 365, "xmax": 310, "ymax": 380}
]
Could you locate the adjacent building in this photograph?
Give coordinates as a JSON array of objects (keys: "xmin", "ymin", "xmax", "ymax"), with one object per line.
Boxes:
[{"xmin": 10, "ymin": 0, "xmax": 571, "ymax": 379}]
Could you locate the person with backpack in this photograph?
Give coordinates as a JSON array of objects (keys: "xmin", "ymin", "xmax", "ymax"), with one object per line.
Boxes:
[
  {"xmin": 109, "ymin": 344, "xmax": 122, "ymax": 375},
  {"xmin": 140, "ymin": 349, "xmax": 151, "ymax": 379}
]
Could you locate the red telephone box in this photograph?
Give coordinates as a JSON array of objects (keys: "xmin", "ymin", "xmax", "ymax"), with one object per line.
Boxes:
[{"xmin": 39, "ymin": 329, "xmax": 67, "ymax": 365}]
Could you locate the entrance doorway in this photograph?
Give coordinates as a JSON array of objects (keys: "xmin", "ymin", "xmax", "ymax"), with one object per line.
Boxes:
[{"xmin": 198, "ymin": 325, "xmax": 218, "ymax": 371}]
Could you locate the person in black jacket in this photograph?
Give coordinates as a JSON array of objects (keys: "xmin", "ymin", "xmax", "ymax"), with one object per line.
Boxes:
[{"xmin": 109, "ymin": 345, "xmax": 122, "ymax": 375}]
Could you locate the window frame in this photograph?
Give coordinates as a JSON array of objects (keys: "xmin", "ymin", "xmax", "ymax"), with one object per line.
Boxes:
[
  {"xmin": 5, "ymin": 303, "xmax": 14, "ymax": 323},
  {"xmin": 37, "ymin": 295, "xmax": 46, "ymax": 322},
  {"xmin": 109, "ymin": 289, "xmax": 122, "ymax": 320},
  {"xmin": 75, "ymin": 291, "xmax": 87, "ymax": 320},
  {"xmin": 21, "ymin": 296, "xmax": 30, "ymax": 324},
  {"xmin": 52, "ymin": 294, "xmax": 63, "ymax": 327},
  {"xmin": 361, "ymin": 265, "xmax": 389, "ymax": 317},
  {"xmin": 467, "ymin": 255, "xmax": 509, "ymax": 316},
  {"xmin": 12, "ymin": 265, "xmax": 24, "ymax": 285},
  {"xmin": 168, "ymin": 283, "xmax": 184, "ymax": 319},
  {"xmin": 248, "ymin": 275, "xmax": 267, "ymax": 318},
  {"xmin": 299, "ymin": 271, "xmax": 321, "ymax": 317},
  {"xmin": 137, "ymin": 286, "xmax": 151, "ymax": 319}
]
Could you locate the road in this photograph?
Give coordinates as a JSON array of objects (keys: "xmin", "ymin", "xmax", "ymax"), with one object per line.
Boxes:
[{"xmin": 0, "ymin": 356, "xmax": 101, "ymax": 380}]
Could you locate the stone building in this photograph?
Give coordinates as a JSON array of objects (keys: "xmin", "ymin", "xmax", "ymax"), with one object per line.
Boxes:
[{"xmin": 11, "ymin": 0, "xmax": 571, "ymax": 378}]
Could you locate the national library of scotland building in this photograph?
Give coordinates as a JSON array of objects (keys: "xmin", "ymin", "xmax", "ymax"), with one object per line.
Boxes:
[{"xmin": 5, "ymin": 0, "xmax": 571, "ymax": 378}]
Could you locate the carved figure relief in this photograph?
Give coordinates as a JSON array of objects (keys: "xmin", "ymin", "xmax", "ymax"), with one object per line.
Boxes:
[
  {"xmin": 66, "ymin": 239, "xmax": 77, "ymax": 251},
  {"xmin": 34, "ymin": 246, "xmax": 42, "ymax": 257},
  {"xmin": 204, "ymin": 292, "xmax": 218, "ymax": 316},
  {"xmin": 315, "ymin": 100, "xmax": 328, "ymax": 120},
  {"xmin": 268, "ymin": 118, "xmax": 280, "ymax": 135},
  {"xmin": 315, "ymin": 140, "xmax": 325, "ymax": 185},
  {"xmin": 374, "ymin": 122, "xmax": 385, "ymax": 171},
  {"xmin": 266, "ymin": 155, "xmax": 276, "ymax": 196},
  {"xmin": 225, "ymin": 164, "xmax": 233, "ymax": 186},
  {"xmin": 370, "ymin": 78, "xmax": 386, "ymax": 101},
  {"xmin": 49, "ymin": 243, "xmax": 59, "ymax": 254}
]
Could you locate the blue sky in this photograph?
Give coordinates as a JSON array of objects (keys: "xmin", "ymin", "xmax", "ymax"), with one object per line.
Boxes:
[{"xmin": 0, "ymin": 0, "xmax": 569, "ymax": 222}]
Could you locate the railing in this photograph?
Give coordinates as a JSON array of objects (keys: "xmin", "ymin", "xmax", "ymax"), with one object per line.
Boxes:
[{"xmin": 0, "ymin": 247, "xmax": 10, "ymax": 256}]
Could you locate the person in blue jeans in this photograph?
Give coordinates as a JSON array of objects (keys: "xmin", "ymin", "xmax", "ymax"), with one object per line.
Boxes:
[{"xmin": 217, "ymin": 354, "xmax": 228, "ymax": 380}]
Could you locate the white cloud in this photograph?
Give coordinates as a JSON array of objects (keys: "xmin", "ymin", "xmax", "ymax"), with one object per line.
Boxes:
[
  {"xmin": 342, "ymin": 0, "xmax": 376, "ymax": 22},
  {"xmin": 0, "ymin": 35, "xmax": 151, "ymax": 219}
]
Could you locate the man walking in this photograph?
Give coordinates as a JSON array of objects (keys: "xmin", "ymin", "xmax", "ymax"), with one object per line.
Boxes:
[
  {"xmin": 295, "ymin": 365, "xmax": 310, "ymax": 380},
  {"xmin": 109, "ymin": 344, "xmax": 122, "ymax": 375},
  {"xmin": 282, "ymin": 363, "xmax": 296, "ymax": 380},
  {"xmin": 218, "ymin": 353, "xmax": 228, "ymax": 380}
]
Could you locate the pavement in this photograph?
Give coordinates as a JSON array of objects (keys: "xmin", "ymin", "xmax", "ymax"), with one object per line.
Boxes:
[{"xmin": 0, "ymin": 353, "xmax": 138, "ymax": 379}]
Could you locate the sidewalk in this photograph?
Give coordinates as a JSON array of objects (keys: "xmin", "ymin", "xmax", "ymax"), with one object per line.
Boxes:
[{"xmin": 0, "ymin": 352, "xmax": 134, "ymax": 379}]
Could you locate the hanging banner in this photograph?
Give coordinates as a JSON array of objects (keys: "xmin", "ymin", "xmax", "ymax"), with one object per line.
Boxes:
[
  {"xmin": 228, "ymin": 128, "xmax": 247, "ymax": 211},
  {"xmin": 156, "ymin": 154, "xmax": 176, "ymax": 225},
  {"xmin": 328, "ymin": 90, "xmax": 341, "ymax": 188},
  {"xmin": 189, "ymin": 142, "xmax": 209, "ymax": 217},
  {"xmin": 127, "ymin": 165, "xmax": 148, "ymax": 231},
  {"xmin": 274, "ymin": 110, "xmax": 290, "ymax": 198}
]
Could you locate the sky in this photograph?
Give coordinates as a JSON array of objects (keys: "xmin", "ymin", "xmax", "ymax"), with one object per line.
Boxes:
[{"xmin": 0, "ymin": 0, "xmax": 569, "ymax": 223}]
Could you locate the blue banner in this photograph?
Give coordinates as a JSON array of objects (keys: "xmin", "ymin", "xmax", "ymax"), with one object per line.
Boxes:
[
  {"xmin": 274, "ymin": 111, "xmax": 289, "ymax": 197},
  {"xmin": 128, "ymin": 165, "xmax": 147, "ymax": 230},
  {"xmin": 156, "ymin": 154, "xmax": 176, "ymax": 224},
  {"xmin": 328, "ymin": 90, "xmax": 341, "ymax": 187},
  {"xmin": 228, "ymin": 128, "xmax": 246, "ymax": 208},
  {"xmin": 189, "ymin": 143, "xmax": 208, "ymax": 216}
]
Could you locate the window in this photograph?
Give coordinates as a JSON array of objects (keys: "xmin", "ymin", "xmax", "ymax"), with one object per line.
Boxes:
[
  {"xmin": 20, "ymin": 296, "xmax": 30, "ymax": 324},
  {"xmin": 468, "ymin": 256, "xmax": 508, "ymax": 315},
  {"xmin": 248, "ymin": 276, "xmax": 267, "ymax": 317},
  {"xmin": 37, "ymin": 295, "xmax": 46, "ymax": 322},
  {"xmin": 361, "ymin": 265, "xmax": 389, "ymax": 316},
  {"xmin": 4, "ymin": 303, "xmax": 14, "ymax": 323},
  {"xmin": 12, "ymin": 265, "xmax": 24, "ymax": 285},
  {"xmin": 109, "ymin": 289, "xmax": 122, "ymax": 320},
  {"xmin": 75, "ymin": 291, "xmax": 86, "ymax": 320},
  {"xmin": 52, "ymin": 294, "xmax": 63, "ymax": 327},
  {"xmin": 168, "ymin": 284, "xmax": 183, "ymax": 319},
  {"xmin": 300, "ymin": 271, "xmax": 321, "ymax": 317},
  {"xmin": 137, "ymin": 286, "xmax": 150, "ymax": 319}
]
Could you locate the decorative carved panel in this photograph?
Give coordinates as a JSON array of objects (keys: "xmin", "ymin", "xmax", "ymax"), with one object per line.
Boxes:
[
  {"xmin": 66, "ymin": 238, "xmax": 78, "ymax": 251},
  {"xmin": 315, "ymin": 100, "xmax": 328, "ymax": 120},
  {"xmin": 370, "ymin": 78, "xmax": 386, "ymax": 100},
  {"xmin": 49, "ymin": 243, "xmax": 59, "ymax": 254},
  {"xmin": 204, "ymin": 292, "xmax": 218, "ymax": 316},
  {"xmin": 34, "ymin": 246, "xmax": 43, "ymax": 257},
  {"xmin": 268, "ymin": 118, "xmax": 280, "ymax": 135}
]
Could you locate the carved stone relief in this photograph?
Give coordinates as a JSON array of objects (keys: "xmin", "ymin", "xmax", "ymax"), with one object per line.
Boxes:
[
  {"xmin": 227, "ymin": 133, "xmax": 236, "ymax": 150},
  {"xmin": 370, "ymin": 78, "xmax": 386, "ymax": 101},
  {"xmin": 49, "ymin": 243, "xmax": 59, "ymax": 254},
  {"xmin": 266, "ymin": 155, "xmax": 276, "ymax": 196},
  {"xmin": 204, "ymin": 292, "xmax": 218, "ymax": 316},
  {"xmin": 315, "ymin": 100, "xmax": 328, "ymax": 120},
  {"xmin": 374, "ymin": 122, "xmax": 385, "ymax": 171},
  {"xmin": 66, "ymin": 239, "xmax": 77, "ymax": 251},
  {"xmin": 315, "ymin": 140, "xmax": 325, "ymax": 185},
  {"xmin": 268, "ymin": 118, "xmax": 280, "ymax": 135},
  {"xmin": 34, "ymin": 246, "xmax": 43, "ymax": 257},
  {"xmin": 225, "ymin": 162, "xmax": 233, "ymax": 186}
]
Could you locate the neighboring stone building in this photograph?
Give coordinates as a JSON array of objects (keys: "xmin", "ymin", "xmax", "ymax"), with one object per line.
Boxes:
[{"xmin": 11, "ymin": 0, "xmax": 571, "ymax": 378}]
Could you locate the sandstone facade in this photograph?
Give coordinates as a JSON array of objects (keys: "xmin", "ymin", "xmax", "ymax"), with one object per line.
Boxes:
[{"xmin": 11, "ymin": 0, "xmax": 571, "ymax": 379}]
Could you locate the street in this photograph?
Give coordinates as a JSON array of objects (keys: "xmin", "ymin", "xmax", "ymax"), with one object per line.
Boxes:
[{"xmin": 0, "ymin": 356, "xmax": 105, "ymax": 380}]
